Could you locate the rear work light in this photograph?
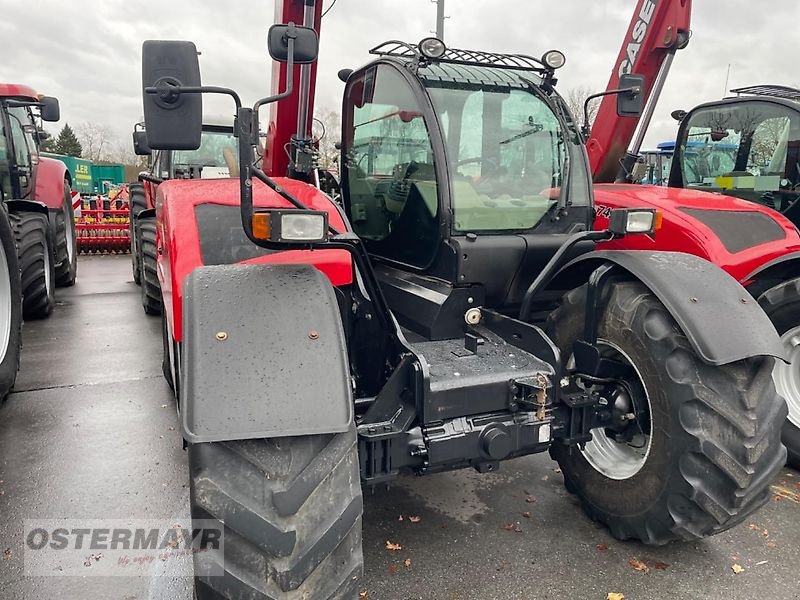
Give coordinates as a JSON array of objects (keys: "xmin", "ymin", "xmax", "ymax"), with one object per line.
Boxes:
[{"xmin": 251, "ymin": 210, "xmax": 328, "ymax": 243}]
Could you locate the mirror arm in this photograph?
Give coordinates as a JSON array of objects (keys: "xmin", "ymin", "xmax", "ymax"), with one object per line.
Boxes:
[
  {"xmin": 254, "ymin": 39, "xmax": 296, "ymax": 112},
  {"xmin": 144, "ymin": 85, "xmax": 242, "ymax": 109},
  {"xmin": 581, "ymin": 86, "xmax": 642, "ymax": 138}
]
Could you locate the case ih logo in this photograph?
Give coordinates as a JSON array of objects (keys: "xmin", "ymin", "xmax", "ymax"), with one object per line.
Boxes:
[{"xmin": 618, "ymin": 0, "xmax": 658, "ymax": 77}]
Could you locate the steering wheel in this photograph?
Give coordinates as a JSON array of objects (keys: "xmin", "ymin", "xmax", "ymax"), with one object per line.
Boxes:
[{"xmin": 455, "ymin": 157, "xmax": 499, "ymax": 177}]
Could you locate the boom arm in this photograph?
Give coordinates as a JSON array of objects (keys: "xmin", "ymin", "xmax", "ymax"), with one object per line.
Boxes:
[
  {"xmin": 588, "ymin": 0, "xmax": 692, "ymax": 183},
  {"xmin": 263, "ymin": 0, "xmax": 324, "ymax": 178}
]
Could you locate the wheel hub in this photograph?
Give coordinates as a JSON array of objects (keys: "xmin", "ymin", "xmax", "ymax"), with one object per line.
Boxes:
[
  {"xmin": 577, "ymin": 340, "xmax": 653, "ymax": 481},
  {"xmin": 773, "ymin": 325, "xmax": 800, "ymax": 428}
]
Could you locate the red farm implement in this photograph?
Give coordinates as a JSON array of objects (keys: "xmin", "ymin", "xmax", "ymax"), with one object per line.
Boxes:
[{"xmin": 74, "ymin": 186, "xmax": 131, "ymax": 254}]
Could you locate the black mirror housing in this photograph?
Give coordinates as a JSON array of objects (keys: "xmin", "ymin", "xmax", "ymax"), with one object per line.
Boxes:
[
  {"xmin": 617, "ymin": 74, "xmax": 645, "ymax": 117},
  {"xmin": 141, "ymin": 40, "xmax": 203, "ymax": 150},
  {"xmin": 267, "ymin": 23, "xmax": 319, "ymax": 64},
  {"xmin": 39, "ymin": 96, "xmax": 60, "ymax": 122},
  {"xmin": 132, "ymin": 130, "xmax": 152, "ymax": 156}
]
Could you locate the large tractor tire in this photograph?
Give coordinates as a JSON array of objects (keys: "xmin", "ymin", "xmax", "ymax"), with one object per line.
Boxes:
[
  {"xmin": 547, "ymin": 282, "xmax": 786, "ymax": 544},
  {"xmin": 137, "ymin": 218, "xmax": 161, "ymax": 315},
  {"xmin": 11, "ymin": 212, "xmax": 55, "ymax": 320},
  {"xmin": 0, "ymin": 207, "xmax": 22, "ymax": 401},
  {"xmin": 758, "ymin": 277, "xmax": 800, "ymax": 468},
  {"xmin": 129, "ymin": 183, "xmax": 147, "ymax": 285},
  {"xmin": 52, "ymin": 180, "xmax": 78, "ymax": 287},
  {"xmin": 189, "ymin": 425, "xmax": 364, "ymax": 599}
]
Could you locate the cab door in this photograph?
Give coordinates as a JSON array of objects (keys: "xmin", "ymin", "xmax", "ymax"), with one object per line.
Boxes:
[{"xmin": 5, "ymin": 105, "xmax": 38, "ymax": 200}]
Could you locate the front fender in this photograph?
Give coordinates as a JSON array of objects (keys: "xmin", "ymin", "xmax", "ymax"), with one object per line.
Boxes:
[
  {"xmin": 181, "ymin": 263, "xmax": 353, "ymax": 443},
  {"xmin": 6, "ymin": 199, "xmax": 48, "ymax": 215},
  {"xmin": 34, "ymin": 157, "xmax": 69, "ymax": 210},
  {"xmin": 557, "ymin": 250, "xmax": 784, "ymax": 366}
]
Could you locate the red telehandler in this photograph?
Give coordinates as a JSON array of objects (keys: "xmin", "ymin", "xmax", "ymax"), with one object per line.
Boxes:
[
  {"xmin": 587, "ymin": 0, "xmax": 800, "ymax": 467},
  {"xmin": 142, "ymin": 1, "xmax": 786, "ymax": 596}
]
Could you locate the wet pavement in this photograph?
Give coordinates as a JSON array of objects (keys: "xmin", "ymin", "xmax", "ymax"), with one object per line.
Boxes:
[{"xmin": 0, "ymin": 255, "xmax": 798, "ymax": 600}]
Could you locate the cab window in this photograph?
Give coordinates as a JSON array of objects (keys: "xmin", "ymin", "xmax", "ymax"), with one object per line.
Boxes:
[
  {"xmin": 344, "ymin": 64, "xmax": 440, "ymax": 268},
  {"xmin": 680, "ymin": 102, "xmax": 800, "ymax": 212}
]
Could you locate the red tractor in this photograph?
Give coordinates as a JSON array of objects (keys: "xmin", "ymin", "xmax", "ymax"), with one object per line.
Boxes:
[
  {"xmin": 0, "ymin": 85, "xmax": 78, "ymax": 321},
  {"xmin": 139, "ymin": 2, "xmax": 787, "ymax": 596},
  {"xmin": 586, "ymin": 0, "xmax": 800, "ymax": 467}
]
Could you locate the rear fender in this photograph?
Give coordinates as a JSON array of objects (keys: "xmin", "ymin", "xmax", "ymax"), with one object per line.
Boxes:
[
  {"xmin": 6, "ymin": 199, "xmax": 48, "ymax": 215},
  {"xmin": 34, "ymin": 157, "xmax": 69, "ymax": 210},
  {"xmin": 180, "ymin": 263, "xmax": 353, "ymax": 443},
  {"xmin": 552, "ymin": 250, "xmax": 784, "ymax": 366}
]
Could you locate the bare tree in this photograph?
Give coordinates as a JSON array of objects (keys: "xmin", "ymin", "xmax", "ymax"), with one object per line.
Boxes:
[
  {"xmin": 564, "ymin": 86, "xmax": 599, "ymax": 129},
  {"xmin": 77, "ymin": 122, "xmax": 113, "ymax": 162},
  {"xmin": 313, "ymin": 107, "xmax": 341, "ymax": 170}
]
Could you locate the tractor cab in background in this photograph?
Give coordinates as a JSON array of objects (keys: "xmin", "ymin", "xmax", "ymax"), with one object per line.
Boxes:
[{"xmin": 669, "ymin": 85, "xmax": 800, "ymax": 224}]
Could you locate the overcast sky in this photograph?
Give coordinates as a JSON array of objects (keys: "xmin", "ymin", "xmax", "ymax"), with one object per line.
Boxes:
[{"xmin": 2, "ymin": 0, "xmax": 798, "ymax": 154}]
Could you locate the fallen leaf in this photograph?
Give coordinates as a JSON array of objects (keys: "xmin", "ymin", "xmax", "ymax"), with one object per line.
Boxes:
[
  {"xmin": 403, "ymin": 558, "xmax": 412, "ymax": 568},
  {"xmin": 643, "ymin": 558, "xmax": 670, "ymax": 571},
  {"xmin": 553, "ymin": 468, "xmax": 562, "ymax": 474},
  {"xmin": 514, "ymin": 526, "xmax": 522, "ymax": 533},
  {"xmin": 408, "ymin": 516, "xmax": 421, "ymax": 523},
  {"xmin": 161, "ymin": 404, "xmax": 168, "ymax": 408},
  {"xmin": 748, "ymin": 523, "xmax": 759, "ymax": 531},
  {"xmin": 762, "ymin": 529, "xmax": 769, "ymax": 538},
  {"xmin": 770, "ymin": 485, "xmax": 800, "ymax": 503},
  {"xmin": 359, "ymin": 592, "xmax": 368, "ymax": 599},
  {"xmin": 607, "ymin": 593, "xmax": 625, "ymax": 600},
  {"xmin": 628, "ymin": 558, "xmax": 650, "ymax": 573},
  {"xmin": 732, "ymin": 564, "xmax": 745, "ymax": 574},
  {"xmin": 398, "ymin": 515, "xmax": 403, "ymax": 522},
  {"xmin": 525, "ymin": 495, "xmax": 536, "ymax": 503},
  {"xmin": 501, "ymin": 523, "xmax": 516, "ymax": 531},
  {"xmin": 387, "ymin": 564, "xmax": 399, "ymax": 575},
  {"xmin": 767, "ymin": 541, "xmax": 777, "ymax": 548},
  {"xmin": 3, "ymin": 548, "xmax": 11, "ymax": 560},
  {"xmin": 522, "ymin": 511, "xmax": 531, "ymax": 519},
  {"xmin": 385, "ymin": 541, "xmax": 402, "ymax": 551},
  {"xmin": 755, "ymin": 560, "xmax": 768, "ymax": 566},
  {"xmin": 541, "ymin": 475, "xmax": 549, "ymax": 481},
  {"xmin": 596, "ymin": 543, "xmax": 609, "ymax": 552}
]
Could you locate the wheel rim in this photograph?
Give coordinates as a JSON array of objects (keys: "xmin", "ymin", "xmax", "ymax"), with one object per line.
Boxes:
[
  {"xmin": 44, "ymin": 241, "xmax": 53, "ymax": 297},
  {"xmin": 773, "ymin": 325, "xmax": 800, "ymax": 428},
  {"xmin": 578, "ymin": 339, "xmax": 653, "ymax": 481},
  {"xmin": 0, "ymin": 239, "xmax": 11, "ymax": 363},
  {"xmin": 65, "ymin": 208, "xmax": 75, "ymax": 264}
]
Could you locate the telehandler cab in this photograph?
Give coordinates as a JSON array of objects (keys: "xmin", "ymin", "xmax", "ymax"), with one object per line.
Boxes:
[{"xmin": 141, "ymin": 23, "xmax": 787, "ymax": 599}]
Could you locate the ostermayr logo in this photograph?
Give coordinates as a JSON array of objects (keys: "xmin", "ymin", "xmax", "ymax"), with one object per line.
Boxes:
[{"xmin": 23, "ymin": 519, "xmax": 224, "ymax": 577}]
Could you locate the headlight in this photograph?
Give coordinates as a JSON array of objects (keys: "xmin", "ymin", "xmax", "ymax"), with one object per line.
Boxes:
[
  {"xmin": 542, "ymin": 50, "xmax": 566, "ymax": 70},
  {"xmin": 419, "ymin": 37, "xmax": 447, "ymax": 60},
  {"xmin": 608, "ymin": 208, "xmax": 658, "ymax": 235},
  {"xmin": 251, "ymin": 209, "xmax": 328, "ymax": 243}
]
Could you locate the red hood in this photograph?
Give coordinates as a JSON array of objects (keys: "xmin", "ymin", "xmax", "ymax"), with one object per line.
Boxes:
[{"xmin": 592, "ymin": 183, "xmax": 800, "ymax": 282}]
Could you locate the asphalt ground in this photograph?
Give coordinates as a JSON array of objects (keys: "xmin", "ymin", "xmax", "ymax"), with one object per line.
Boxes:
[{"xmin": 0, "ymin": 254, "xmax": 798, "ymax": 600}]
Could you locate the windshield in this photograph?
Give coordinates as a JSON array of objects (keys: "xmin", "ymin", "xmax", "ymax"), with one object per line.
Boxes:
[
  {"xmin": 680, "ymin": 101, "xmax": 800, "ymax": 212},
  {"xmin": 172, "ymin": 127, "xmax": 237, "ymax": 178},
  {"xmin": 428, "ymin": 84, "xmax": 579, "ymax": 232}
]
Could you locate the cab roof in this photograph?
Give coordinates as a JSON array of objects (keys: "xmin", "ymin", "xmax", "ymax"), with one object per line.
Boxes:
[{"xmin": 0, "ymin": 83, "xmax": 39, "ymax": 101}]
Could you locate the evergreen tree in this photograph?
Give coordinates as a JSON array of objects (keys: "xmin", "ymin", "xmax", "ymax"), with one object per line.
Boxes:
[{"xmin": 53, "ymin": 124, "xmax": 82, "ymax": 157}]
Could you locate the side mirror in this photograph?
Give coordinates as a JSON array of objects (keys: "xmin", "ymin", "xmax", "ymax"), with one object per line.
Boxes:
[
  {"xmin": 39, "ymin": 96, "xmax": 60, "ymax": 122},
  {"xmin": 617, "ymin": 74, "xmax": 645, "ymax": 117},
  {"xmin": 141, "ymin": 40, "xmax": 203, "ymax": 150},
  {"xmin": 132, "ymin": 130, "xmax": 152, "ymax": 156},
  {"xmin": 671, "ymin": 109, "xmax": 688, "ymax": 122},
  {"xmin": 267, "ymin": 23, "xmax": 319, "ymax": 64}
]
